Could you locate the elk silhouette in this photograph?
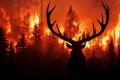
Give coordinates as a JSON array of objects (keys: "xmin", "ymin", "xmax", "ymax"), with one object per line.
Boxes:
[{"xmin": 46, "ymin": 2, "xmax": 109, "ymax": 80}]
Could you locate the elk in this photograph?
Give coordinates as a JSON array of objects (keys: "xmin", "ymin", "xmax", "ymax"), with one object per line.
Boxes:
[{"xmin": 46, "ymin": 2, "xmax": 109, "ymax": 80}]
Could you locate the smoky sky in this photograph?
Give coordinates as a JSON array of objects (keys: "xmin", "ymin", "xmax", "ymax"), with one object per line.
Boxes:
[
  {"xmin": 51, "ymin": 0, "xmax": 120, "ymax": 28},
  {"xmin": 0, "ymin": 0, "xmax": 120, "ymax": 29}
]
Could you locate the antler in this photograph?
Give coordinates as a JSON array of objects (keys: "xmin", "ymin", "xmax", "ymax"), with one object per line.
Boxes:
[
  {"xmin": 46, "ymin": 2, "xmax": 75, "ymax": 44},
  {"xmin": 80, "ymin": 2, "xmax": 109, "ymax": 43},
  {"xmin": 46, "ymin": 2, "xmax": 109, "ymax": 47}
]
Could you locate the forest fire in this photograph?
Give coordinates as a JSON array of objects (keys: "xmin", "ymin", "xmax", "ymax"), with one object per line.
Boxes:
[
  {"xmin": 50, "ymin": 14, "xmax": 120, "ymax": 52},
  {"xmin": 1, "ymin": 7, "xmax": 120, "ymax": 53},
  {"xmin": 0, "ymin": 1, "xmax": 118, "ymax": 52},
  {"xmin": 1, "ymin": 1, "xmax": 120, "ymax": 80}
]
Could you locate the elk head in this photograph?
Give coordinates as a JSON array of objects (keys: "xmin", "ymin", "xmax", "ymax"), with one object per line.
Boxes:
[{"xmin": 46, "ymin": 2, "xmax": 109, "ymax": 52}]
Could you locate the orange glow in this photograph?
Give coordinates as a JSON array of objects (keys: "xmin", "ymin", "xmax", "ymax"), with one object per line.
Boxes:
[
  {"xmin": 0, "ymin": 8, "xmax": 11, "ymax": 34},
  {"xmin": 28, "ymin": 33, "xmax": 34, "ymax": 38},
  {"xmin": 44, "ymin": 28, "xmax": 51, "ymax": 36},
  {"xmin": 101, "ymin": 35, "xmax": 110, "ymax": 50},
  {"xmin": 115, "ymin": 14, "xmax": 120, "ymax": 42},
  {"xmin": 6, "ymin": 21, "xmax": 11, "ymax": 33},
  {"xmin": 57, "ymin": 25, "xmax": 67, "ymax": 48},
  {"xmin": 73, "ymin": 21, "xmax": 79, "ymax": 26},
  {"xmin": 0, "ymin": 8, "xmax": 9, "ymax": 20},
  {"xmin": 85, "ymin": 42, "xmax": 91, "ymax": 48},
  {"xmin": 29, "ymin": 12, "xmax": 39, "ymax": 32}
]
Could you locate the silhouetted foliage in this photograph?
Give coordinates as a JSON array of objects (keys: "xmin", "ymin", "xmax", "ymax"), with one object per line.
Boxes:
[
  {"xmin": 33, "ymin": 25, "xmax": 40, "ymax": 46},
  {"xmin": 17, "ymin": 33, "xmax": 26, "ymax": 54},
  {"xmin": 0, "ymin": 26, "xmax": 16, "ymax": 79},
  {"xmin": 107, "ymin": 39, "xmax": 117, "ymax": 72},
  {"xmin": 0, "ymin": 27, "xmax": 8, "ymax": 64},
  {"xmin": 8, "ymin": 42, "xmax": 15, "ymax": 64}
]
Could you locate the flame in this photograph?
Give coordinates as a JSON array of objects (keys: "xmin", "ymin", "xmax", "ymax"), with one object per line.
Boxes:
[
  {"xmin": 0, "ymin": 8, "xmax": 9, "ymax": 20},
  {"xmin": 73, "ymin": 21, "xmax": 79, "ymax": 26},
  {"xmin": 44, "ymin": 28, "xmax": 51, "ymax": 36},
  {"xmin": 29, "ymin": 12, "xmax": 39, "ymax": 32},
  {"xmin": 86, "ymin": 42, "xmax": 91, "ymax": 48},
  {"xmin": 55, "ymin": 14, "xmax": 120, "ymax": 51},
  {"xmin": 0, "ymin": 8, "xmax": 11, "ymax": 34},
  {"xmin": 115, "ymin": 14, "xmax": 120, "ymax": 42},
  {"xmin": 6, "ymin": 21, "xmax": 11, "ymax": 33},
  {"xmin": 84, "ymin": 14, "xmax": 120, "ymax": 50},
  {"xmin": 28, "ymin": 33, "xmax": 34, "ymax": 38},
  {"xmin": 101, "ymin": 35, "xmax": 110, "ymax": 50}
]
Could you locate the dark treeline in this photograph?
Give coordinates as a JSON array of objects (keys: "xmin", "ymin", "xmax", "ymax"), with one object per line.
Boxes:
[{"xmin": 0, "ymin": 27, "xmax": 120, "ymax": 80}]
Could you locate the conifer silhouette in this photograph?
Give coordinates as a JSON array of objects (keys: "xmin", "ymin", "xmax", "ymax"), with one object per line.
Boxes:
[
  {"xmin": 8, "ymin": 42, "xmax": 15, "ymax": 64},
  {"xmin": 0, "ymin": 26, "xmax": 8, "ymax": 79},
  {"xmin": 0, "ymin": 26, "xmax": 8, "ymax": 64},
  {"xmin": 17, "ymin": 33, "xmax": 26, "ymax": 54},
  {"xmin": 107, "ymin": 39, "xmax": 116, "ymax": 72}
]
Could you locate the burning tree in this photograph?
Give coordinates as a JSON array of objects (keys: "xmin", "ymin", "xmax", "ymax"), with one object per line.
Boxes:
[
  {"xmin": 33, "ymin": 24, "xmax": 40, "ymax": 47},
  {"xmin": 64, "ymin": 5, "xmax": 80, "ymax": 38}
]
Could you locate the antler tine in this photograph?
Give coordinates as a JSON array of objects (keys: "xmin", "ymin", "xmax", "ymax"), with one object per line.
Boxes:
[
  {"xmin": 46, "ymin": 2, "xmax": 56, "ymax": 28},
  {"xmin": 92, "ymin": 23, "xmax": 96, "ymax": 35},
  {"xmin": 98, "ymin": 2, "xmax": 109, "ymax": 31},
  {"xmin": 56, "ymin": 24, "xmax": 62, "ymax": 35},
  {"xmin": 47, "ymin": 3, "xmax": 56, "ymax": 15},
  {"xmin": 97, "ymin": 2, "xmax": 109, "ymax": 28},
  {"xmin": 102, "ymin": 2, "xmax": 109, "ymax": 26}
]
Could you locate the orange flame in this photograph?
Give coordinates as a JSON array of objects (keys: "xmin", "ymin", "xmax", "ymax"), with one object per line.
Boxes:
[
  {"xmin": 0, "ymin": 8, "xmax": 11, "ymax": 34},
  {"xmin": 115, "ymin": 14, "xmax": 120, "ymax": 42},
  {"xmin": 55, "ymin": 14, "xmax": 120, "ymax": 51},
  {"xmin": 44, "ymin": 28, "xmax": 51, "ymax": 36},
  {"xmin": 29, "ymin": 12, "xmax": 39, "ymax": 32}
]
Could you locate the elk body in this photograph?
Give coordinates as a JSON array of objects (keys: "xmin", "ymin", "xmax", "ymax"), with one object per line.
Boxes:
[{"xmin": 46, "ymin": 2, "xmax": 109, "ymax": 80}]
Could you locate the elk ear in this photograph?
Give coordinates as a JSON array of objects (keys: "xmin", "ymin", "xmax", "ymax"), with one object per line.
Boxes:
[{"xmin": 66, "ymin": 42, "xmax": 73, "ymax": 49}]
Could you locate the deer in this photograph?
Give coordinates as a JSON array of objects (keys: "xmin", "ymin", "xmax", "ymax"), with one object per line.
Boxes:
[{"xmin": 46, "ymin": 2, "xmax": 109, "ymax": 80}]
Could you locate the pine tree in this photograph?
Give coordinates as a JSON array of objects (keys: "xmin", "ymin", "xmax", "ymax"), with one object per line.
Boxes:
[
  {"xmin": 107, "ymin": 39, "xmax": 116, "ymax": 71},
  {"xmin": 16, "ymin": 33, "xmax": 27, "ymax": 68},
  {"xmin": 0, "ymin": 27, "xmax": 8, "ymax": 77},
  {"xmin": 33, "ymin": 25, "xmax": 40, "ymax": 46},
  {"xmin": 10, "ymin": 42, "xmax": 14, "ymax": 54},
  {"xmin": 0, "ymin": 27, "xmax": 8, "ymax": 64},
  {"xmin": 17, "ymin": 33, "xmax": 26, "ymax": 54},
  {"xmin": 8, "ymin": 42, "xmax": 15, "ymax": 64},
  {"xmin": 64, "ymin": 5, "xmax": 79, "ymax": 38}
]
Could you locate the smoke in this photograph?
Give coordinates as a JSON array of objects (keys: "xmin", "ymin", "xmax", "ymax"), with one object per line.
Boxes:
[
  {"xmin": 50, "ymin": 0, "xmax": 120, "ymax": 33},
  {"xmin": 0, "ymin": 0, "xmax": 120, "ymax": 32}
]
